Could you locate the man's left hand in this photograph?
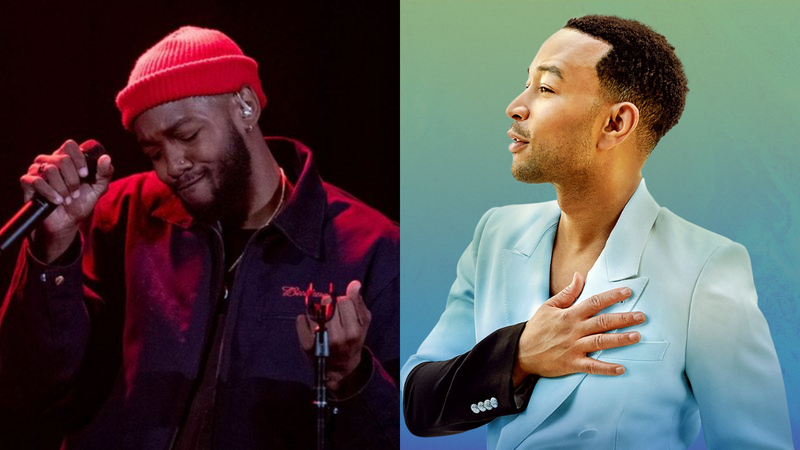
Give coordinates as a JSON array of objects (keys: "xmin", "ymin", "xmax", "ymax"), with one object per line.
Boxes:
[{"xmin": 296, "ymin": 280, "xmax": 371, "ymax": 392}]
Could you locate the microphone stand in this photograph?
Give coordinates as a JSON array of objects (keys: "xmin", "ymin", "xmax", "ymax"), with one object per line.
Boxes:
[{"xmin": 305, "ymin": 283, "xmax": 336, "ymax": 450}]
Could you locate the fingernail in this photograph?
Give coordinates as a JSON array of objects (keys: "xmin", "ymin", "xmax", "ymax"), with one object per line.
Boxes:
[
  {"xmin": 55, "ymin": 196, "xmax": 64, "ymax": 204},
  {"xmin": 633, "ymin": 313, "xmax": 645, "ymax": 322},
  {"xmin": 79, "ymin": 167, "xmax": 88, "ymax": 177},
  {"xmin": 72, "ymin": 190, "xmax": 80, "ymax": 199},
  {"xmin": 616, "ymin": 367, "xmax": 625, "ymax": 374},
  {"xmin": 629, "ymin": 332, "xmax": 640, "ymax": 340},
  {"xmin": 621, "ymin": 288, "xmax": 631, "ymax": 296},
  {"xmin": 64, "ymin": 196, "xmax": 72, "ymax": 206}
]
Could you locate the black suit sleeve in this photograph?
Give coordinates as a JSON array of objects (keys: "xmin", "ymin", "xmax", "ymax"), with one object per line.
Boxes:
[{"xmin": 403, "ymin": 322, "xmax": 537, "ymax": 437}]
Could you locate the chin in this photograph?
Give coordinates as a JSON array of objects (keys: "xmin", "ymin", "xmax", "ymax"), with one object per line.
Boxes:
[
  {"xmin": 511, "ymin": 162, "xmax": 546, "ymax": 184},
  {"xmin": 179, "ymin": 201, "xmax": 216, "ymax": 223},
  {"xmin": 176, "ymin": 181, "xmax": 214, "ymax": 207}
]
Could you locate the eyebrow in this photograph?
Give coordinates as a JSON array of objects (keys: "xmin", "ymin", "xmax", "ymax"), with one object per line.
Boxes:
[{"xmin": 527, "ymin": 65, "xmax": 564, "ymax": 80}]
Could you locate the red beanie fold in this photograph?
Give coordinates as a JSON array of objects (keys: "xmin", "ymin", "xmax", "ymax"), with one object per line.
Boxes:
[{"xmin": 115, "ymin": 26, "xmax": 267, "ymax": 130}]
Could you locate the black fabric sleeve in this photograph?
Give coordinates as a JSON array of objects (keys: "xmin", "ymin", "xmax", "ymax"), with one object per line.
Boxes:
[{"xmin": 403, "ymin": 322, "xmax": 538, "ymax": 437}]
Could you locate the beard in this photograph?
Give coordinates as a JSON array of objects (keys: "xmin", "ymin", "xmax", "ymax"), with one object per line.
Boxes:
[
  {"xmin": 510, "ymin": 108, "xmax": 596, "ymax": 186},
  {"xmin": 180, "ymin": 123, "xmax": 252, "ymax": 226},
  {"xmin": 511, "ymin": 134, "xmax": 592, "ymax": 185}
]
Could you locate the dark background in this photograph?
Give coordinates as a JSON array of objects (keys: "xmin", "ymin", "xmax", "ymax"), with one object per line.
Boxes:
[{"xmin": 0, "ymin": 1, "xmax": 399, "ymax": 296}]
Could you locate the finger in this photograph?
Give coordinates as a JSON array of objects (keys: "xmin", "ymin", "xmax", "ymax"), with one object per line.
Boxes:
[
  {"xmin": 573, "ymin": 286, "xmax": 632, "ymax": 318},
  {"xmin": 582, "ymin": 311, "xmax": 646, "ymax": 335},
  {"xmin": 346, "ymin": 280, "xmax": 362, "ymax": 305},
  {"xmin": 345, "ymin": 280, "xmax": 370, "ymax": 327},
  {"xmin": 20, "ymin": 175, "xmax": 64, "ymax": 205},
  {"xmin": 19, "ymin": 174, "xmax": 36, "ymax": 203},
  {"xmin": 26, "ymin": 163, "xmax": 45, "ymax": 189},
  {"xmin": 336, "ymin": 295, "xmax": 362, "ymax": 339},
  {"xmin": 326, "ymin": 307, "xmax": 346, "ymax": 348},
  {"xmin": 54, "ymin": 154, "xmax": 82, "ymax": 196},
  {"xmin": 578, "ymin": 330, "xmax": 641, "ymax": 354},
  {"xmin": 93, "ymin": 154, "xmax": 114, "ymax": 193},
  {"xmin": 28, "ymin": 160, "xmax": 71, "ymax": 200},
  {"xmin": 318, "ymin": 294, "xmax": 341, "ymax": 327},
  {"xmin": 40, "ymin": 165, "xmax": 73, "ymax": 205},
  {"xmin": 295, "ymin": 314, "xmax": 315, "ymax": 352},
  {"xmin": 574, "ymin": 357, "xmax": 627, "ymax": 376},
  {"xmin": 33, "ymin": 154, "xmax": 51, "ymax": 165},
  {"xmin": 546, "ymin": 272, "xmax": 585, "ymax": 309},
  {"xmin": 28, "ymin": 161, "xmax": 47, "ymax": 175},
  {"xmin": 60, "ymin": 140, "xmax": 89, "ymax": 180}
]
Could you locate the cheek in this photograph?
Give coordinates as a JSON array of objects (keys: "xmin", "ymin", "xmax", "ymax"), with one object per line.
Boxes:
[
  {"xmin": 151, "ymin": 161, "xmax": 171, "ymax": 183},
  {"xmin": 529, "ymin": 101, "xmax": 559, "ymax": 130},
  {"xmin": 535, "ymin": 103, "xmax": 586, "ymax": 135}
]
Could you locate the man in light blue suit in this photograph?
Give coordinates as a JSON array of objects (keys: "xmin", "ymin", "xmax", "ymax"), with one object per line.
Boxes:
[{"xmin": 402, "ymin": 15, "xmax": 793, "ymax": 449}]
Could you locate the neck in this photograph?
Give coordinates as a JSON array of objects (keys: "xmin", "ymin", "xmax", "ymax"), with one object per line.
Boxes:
[
  {"xmin": 553, "ymin": 170, "xmax": 642, "ymax": 252},
  {"xmin": 241, "ymin": 136, "xmax": 284, "ymax": 229}
]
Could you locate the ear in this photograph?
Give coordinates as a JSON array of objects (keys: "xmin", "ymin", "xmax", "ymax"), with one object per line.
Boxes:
[
  {"xmin": 231, "ymin": 85, "xmax": 262, "ymax": 132},
  {"xmin": 597, "ymin": 102, "xmax": 639, "ymax": 151}
]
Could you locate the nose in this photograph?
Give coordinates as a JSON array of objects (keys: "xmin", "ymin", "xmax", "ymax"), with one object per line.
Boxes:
[
  {"xmin": 506, "ymin": 91, "xmax": 529, "ymax": 121},
  {"xmin": 163, "ymin": 146, "xmax": 191, "ymax": 179}
]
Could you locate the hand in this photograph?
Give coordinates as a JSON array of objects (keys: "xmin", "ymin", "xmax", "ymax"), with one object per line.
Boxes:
[
  {"xmin": 296, "ymin": 280, "xmax": 372, "ymax": 392},
  {"xmin": 19, "ymin": 139, "xmax": 114, "ymax": 262},
  {"xmin": 513, "ymin": 272, "xmax": 645, "ymax": 384}
]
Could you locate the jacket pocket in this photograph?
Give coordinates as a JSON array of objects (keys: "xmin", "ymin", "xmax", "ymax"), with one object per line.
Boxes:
[{"xmin": 598, "ymin": 341, "xmax": 669, "ymax": 361}]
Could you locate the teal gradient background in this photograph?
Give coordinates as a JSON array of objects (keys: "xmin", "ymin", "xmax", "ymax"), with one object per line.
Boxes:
[{"xmin": 401, "ymin": 1, "xmax": 800, "ymax": 449}]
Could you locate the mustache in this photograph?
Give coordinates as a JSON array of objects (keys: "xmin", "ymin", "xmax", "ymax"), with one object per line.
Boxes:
[
  {"xmin": 510, "ymin": 122, "xmax": 531, "ymax": 141},
  {"xmin": 173, "ymin": 169, "xmax": 205, "ymax": 191}
]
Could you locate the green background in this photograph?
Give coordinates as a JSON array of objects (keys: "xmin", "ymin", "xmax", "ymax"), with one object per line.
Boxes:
[{"xmin": 401, "ymin": 1, "xmax": 800, "ymax": 449}]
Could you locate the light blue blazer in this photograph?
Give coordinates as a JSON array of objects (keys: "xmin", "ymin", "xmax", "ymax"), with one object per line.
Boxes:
[{"xmin": 402, "ymin": 180, "xmax": 793, "ymax": 449}]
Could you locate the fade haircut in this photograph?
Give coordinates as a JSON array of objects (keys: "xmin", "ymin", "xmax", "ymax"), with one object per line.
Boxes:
[{"xmin": 564, "ymin": 15, "xmax": 688, "ymax": 153}]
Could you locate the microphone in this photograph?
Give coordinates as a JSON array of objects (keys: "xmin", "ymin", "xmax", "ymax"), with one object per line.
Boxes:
[
  {"xmin": 0, "ymin": 140, "xmax": 106, "ymax": 256},
  {"xmin": 305, "ymin": 282, "xmax": 337, "ymax": 327}
]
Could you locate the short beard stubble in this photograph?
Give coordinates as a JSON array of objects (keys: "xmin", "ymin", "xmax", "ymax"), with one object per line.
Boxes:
[
  {"xmin": 182, "ymin": 122, "xmax": 253, "ymax": 226},
  {"xmin": 510, "ymin": 101, "xmax": 599, "ymax": 189}
]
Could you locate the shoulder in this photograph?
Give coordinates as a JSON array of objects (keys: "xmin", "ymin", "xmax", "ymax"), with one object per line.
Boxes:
[
  {"xmin": 652, "ymin": 208, "xmax": 745, "ymax": 263},
  {"xmin": 92, "ymin": 171, "xmax": 170, "ymax": 229},
  {"xmin": 322, "ymin": 181, "xmax": 399, "ymax": 253},
  {"xmin": 101, "ymin": 171, "xmax": 167, "ymax": 201},
  {"xmin": 646, "ymin": 208, "xmax": 754, "ymax": 305}
]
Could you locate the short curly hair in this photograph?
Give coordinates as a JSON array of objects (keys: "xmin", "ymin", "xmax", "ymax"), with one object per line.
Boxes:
[{"xmin": 564, "ymin": 15, "xmax": 688, "ymax": 153}]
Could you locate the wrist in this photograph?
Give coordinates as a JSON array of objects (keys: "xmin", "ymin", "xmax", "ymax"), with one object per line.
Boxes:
[
  {"xmin": 329, "ymin": 348, "xmax": 373, "ymax": 399},
  {"xmin": 512, "ymin": 360, "xmax": 529, "ymax": 387},
  {"xmin": 30, "ymin": 227, "xmax": 79, "ymax": 264}
]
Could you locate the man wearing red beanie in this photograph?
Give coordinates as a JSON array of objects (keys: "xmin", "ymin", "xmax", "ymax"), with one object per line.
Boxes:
[{"xmin": 0, "ymin": 26, "xmax": 399, "ymax": 449}]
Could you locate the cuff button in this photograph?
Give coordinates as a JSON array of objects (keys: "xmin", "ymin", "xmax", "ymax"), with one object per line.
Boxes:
[{"xmin": 54, "ymin": 276, "xmax": 65, "ymax": 286}]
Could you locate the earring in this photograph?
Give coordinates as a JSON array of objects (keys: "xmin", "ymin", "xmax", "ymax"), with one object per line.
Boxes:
[
  {"xmin": 246, "ymin": 125, "xmax": 253, "ymax": 133},
  {"xmin": 237, "ymin": 93, "xmax": 254, "ymax": 118}
]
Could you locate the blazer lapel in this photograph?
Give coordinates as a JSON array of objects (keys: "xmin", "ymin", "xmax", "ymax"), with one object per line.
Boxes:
[
  {"xmin": 499, "ymin": 202, "xmax": 561, "ymax": 331},
  {"xmin": 496, "ymin": 180, "xmax": 661, "ymax": 449}
]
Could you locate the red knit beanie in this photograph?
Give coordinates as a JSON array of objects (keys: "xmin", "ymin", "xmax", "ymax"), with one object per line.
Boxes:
[{"xmin": 115, "ymin": 26, "xmax": 267, "ymax": 130}]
